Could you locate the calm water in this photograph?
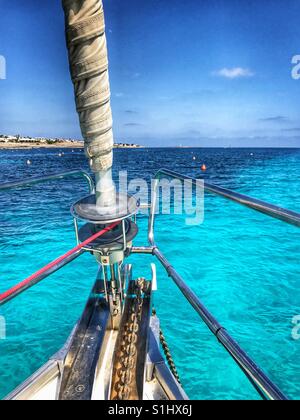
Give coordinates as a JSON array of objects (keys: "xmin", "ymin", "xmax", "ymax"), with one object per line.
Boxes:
[{"xmin": 0, "ymin": 147, "xmax": 299, "ymax": 400}]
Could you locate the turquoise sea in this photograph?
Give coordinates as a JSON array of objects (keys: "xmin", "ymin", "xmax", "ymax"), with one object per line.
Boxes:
[{"xmin": 0, "ymin": 147, "xmax": 299, "ymax": 400}]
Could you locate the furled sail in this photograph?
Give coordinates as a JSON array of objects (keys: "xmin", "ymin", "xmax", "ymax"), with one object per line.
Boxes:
[{"xmin": 62, "ymin": 0, "xmax": 116, "ymax": 207}]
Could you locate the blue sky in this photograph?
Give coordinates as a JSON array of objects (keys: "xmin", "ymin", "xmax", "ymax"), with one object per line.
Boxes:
[{"xmin": 0, "ymin": 0, "xmax": 299, "ymax": 147}]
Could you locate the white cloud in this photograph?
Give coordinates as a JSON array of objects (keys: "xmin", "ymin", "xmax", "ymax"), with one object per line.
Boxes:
[
  {"xmin": 213, "ymin": 67, "xmax": 255, "ymax": 79},
  {"xmin": 114, "ymin": 92, "xmax": 124, "ymax": 98}
]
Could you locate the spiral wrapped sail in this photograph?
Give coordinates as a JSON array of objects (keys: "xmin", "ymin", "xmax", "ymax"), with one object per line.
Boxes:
[{"xmin": 62, "ymin": 0, "xmax": 113, "ymax": 174}]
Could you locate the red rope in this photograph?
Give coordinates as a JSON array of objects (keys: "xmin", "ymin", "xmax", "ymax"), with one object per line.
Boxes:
[{"xmin": 0, "ymin": 221, "xmax": 119, "ymax": 304}]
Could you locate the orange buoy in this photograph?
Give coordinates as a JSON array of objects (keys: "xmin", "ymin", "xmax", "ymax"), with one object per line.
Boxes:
[{"xmin": 201, "ymin": 164, "xmax": 207, "ymax": 171}]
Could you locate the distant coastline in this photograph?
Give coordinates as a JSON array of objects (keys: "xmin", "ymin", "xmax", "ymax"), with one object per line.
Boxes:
[{"xmin": 0, "ymin": 134, "xmax": 142, "ymax": 150}]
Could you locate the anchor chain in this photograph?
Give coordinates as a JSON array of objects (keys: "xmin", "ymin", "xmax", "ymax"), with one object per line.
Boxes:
[
  {"xmin": 152, "ymin": 308, "xmax": 181, "ymax": 385},
  {"xmin": 113, "ymin": 278, "xmax": 146, "ymax": 400}
]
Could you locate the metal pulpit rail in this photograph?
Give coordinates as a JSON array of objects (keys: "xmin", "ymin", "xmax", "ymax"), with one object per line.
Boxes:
[
  {"xmin": 0, "ymin": 170, "xmax": 95, "ymax": 194},
  {"xmin": 0, "ymin": 168, "xmax": 296, "ymax": 400}
]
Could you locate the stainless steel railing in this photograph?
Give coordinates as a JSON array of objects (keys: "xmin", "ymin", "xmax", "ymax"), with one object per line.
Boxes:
[
  {"xmin": 143, "ymin": 168, "xmax": 292, "ymax": 400},
  {"xmin": 155, "ymin": 168, "xmax": 300, "ymax": 228},
  {"xmin": 0, "ymin": 170, "xmax": 95, "ymax": 194},
  {"xmin": 153, "ymin": 247, "xmax": 286, "ymax": 400}
]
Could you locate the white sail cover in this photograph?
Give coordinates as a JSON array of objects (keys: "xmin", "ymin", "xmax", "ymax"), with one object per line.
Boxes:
[{"xmin": 62, "ymin": 0, "xmax": 113, "ymax": 173}]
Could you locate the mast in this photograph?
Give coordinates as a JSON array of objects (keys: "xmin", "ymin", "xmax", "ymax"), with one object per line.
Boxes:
[{"xmin": 62, "ymin": 0, "xmax": 116, "ymax": 207}]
